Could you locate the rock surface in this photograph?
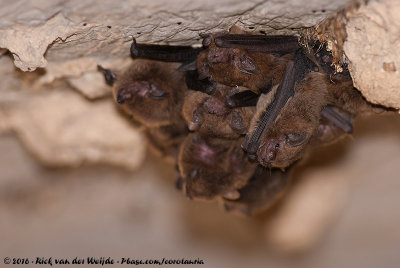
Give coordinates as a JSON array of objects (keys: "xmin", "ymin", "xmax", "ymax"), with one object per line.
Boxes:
[
  {"xmin": 344, "ymin": 0, "xmax": 400, "ymax": 109},
  {"xmin": 0, "ymin": 0, "xmax": 350, "ymax": 71}
]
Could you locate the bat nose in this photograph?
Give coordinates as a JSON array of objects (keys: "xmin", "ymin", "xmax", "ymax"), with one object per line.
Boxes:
[
  {"xmin": 265, "ymin": 150, "xmax": 276, "ymax": 162},
  {"xmin": 258, "ymin": 145, "xmax": 276, "ymax": 165}
]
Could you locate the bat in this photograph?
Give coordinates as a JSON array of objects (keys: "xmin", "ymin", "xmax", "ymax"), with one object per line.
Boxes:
[
  {"xmin": 253, "ymin": 66, "xmax": 380, "ymax": 169},
  {"xmin": 178, "ymin": 133, "xmax": 257, "ymax": 200},
  {"xmin": 196, "ymin": 44, "xmax": 293, "ymax": 93},
  {"xmin": 196, "ymin": 32, "xmax": 302, "ymax": 94},
  {"xmin": 112, "ymin": 59, "xmax": 187, "ymax": 127},
  {"xmin": 181, "ymin": 89, "xmax": 255, "ymax": 139},
  {"xmin": 222, "ymin": 166, "xmax": 293, "ymax": 215},
  {"xmin": 255, "ymin": 71, "xmax": 329, "ymax": 169},
  {"xmin": 242, "ymin": 60, "xmax": 297, "ymax": 161}
]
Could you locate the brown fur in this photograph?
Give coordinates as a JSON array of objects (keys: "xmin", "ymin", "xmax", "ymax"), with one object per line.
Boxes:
[
  {"xmin": 182, "ymin": 90, "xmax": 255, "ymax": 139},
  {"xmin": 197, "ymin": 42, "xmax": 292, "ymax": 93},
  {"xmin": 254, "ymin": 72, "xmax": 379, "ymax": 169},
  {"xmin": 113, "ymin": 59, "xmax": 187, "ymax": 127},
  {"xmin": 178, "ymin": 133, "xmax": 257, "ymax": 200},
  {"xmin": 326, "ymin": 74, "xmax": 375, "ymax": 115},
  {"xmin": 257, "ymin": 72, "xmax": 329, "ymax": 169}
]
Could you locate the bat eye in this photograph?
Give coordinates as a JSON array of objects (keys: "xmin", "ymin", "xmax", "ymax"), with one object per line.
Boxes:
[
  {"xmin": 285, "ymin": 132, "xmax": 308, "ymax": 147},
  {"xmin": 274, "ymin": 143, "xmax": 280, "ymax": 149}
]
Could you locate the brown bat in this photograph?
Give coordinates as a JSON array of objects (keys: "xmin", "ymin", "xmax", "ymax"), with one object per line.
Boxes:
[
  {"xmin": 242, "ymin": 60, "xmax": 299, "ymax": 161},
  {"xmin": 182, "ymin": 88, "xmax": 255, "ymax": 139},
  {"xmin": 255, "ymin": 70, "xmax": 381, "ymax": 169},
  {"xmin": 178, "ymin": 133, "xmax": 257, "ymax": 200},
  {"xmin": 196, "ymin": 41, "xmax": 293, "ymax": 93},
  {"xmin": 255, "ymin": 71, "xmax": 329, "ymax": 169},
  {"xmin": 111, "ymin": 59, "xmax": 187, "ymax": 127},
  {"xmin": 222, "ymin": 166, "xmax": 293, "ymax": 215}
]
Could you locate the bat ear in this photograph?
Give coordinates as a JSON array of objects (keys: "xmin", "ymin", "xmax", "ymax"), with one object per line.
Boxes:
[
  {"xmin": 148, "ymin": 84, "xmax": 169, "ymax": 100},
  {"xmin": 234, "ymin": 55, "xmax": 260, "ymax": 75},
  {"xmin": 285, "ymin": 132, "xmax": 309, "ymax": 147},
  {"xmin": 97, "ymin": 65, "xmax": 117, "ymax": 86}
]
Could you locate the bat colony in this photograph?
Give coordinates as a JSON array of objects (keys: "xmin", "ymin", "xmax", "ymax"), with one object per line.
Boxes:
[{"xmin": 98, "ymin": 31, "xmax": 381, "ymax": 215}]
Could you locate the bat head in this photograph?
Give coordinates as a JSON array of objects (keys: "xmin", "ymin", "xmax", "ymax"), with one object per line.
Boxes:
[
  {"xmin": 113, "ymin": 79, "xmax": 171, "ymax": 126},
  {"xmin": 115, "ymin": 81, "xmax": 169, "ymax": 104},
  {"xmin": 257, "ymin": 131, "xmax": 309, "ymax": 168},
  {"xmin": 112, "ymin": 60, "xmax": 186, "ymax": 127},
  {"xmin": 179, "ymin": 134, "xmax": 255, "ymax": 200}
]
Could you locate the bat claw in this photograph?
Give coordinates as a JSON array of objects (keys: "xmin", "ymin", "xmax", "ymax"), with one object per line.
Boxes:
[{"xmin": 97, "ymin": 65, "xmax": 116, "ymax": 86}]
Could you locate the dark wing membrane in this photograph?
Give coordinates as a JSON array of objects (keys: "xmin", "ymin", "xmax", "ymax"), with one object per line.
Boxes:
[
  {"xmin": 214, "ymin": 34, "xmax": 299, "ymax": 54},
  {"xmin": 131, "ymin": 38, "xmax": 203, "ymax": 62}
]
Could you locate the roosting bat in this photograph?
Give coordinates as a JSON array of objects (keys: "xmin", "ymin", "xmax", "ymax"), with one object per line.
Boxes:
[
  {"xmin": 178, "ymin": 133, "xmax": 257, "ymax": 200},
  {"xmin": 251, "ymin": 63, "xmax": 380, "ymax": 169},
  {"xmin": 182, "ymin": 89, "xmax": 255, "ymax": 139},
  {"xmin": 196, "ymin": 41, "xmax": 293, "ymax": 93},
  {"xmin": 222, "ymin": 166, "xmax": 293, "ymax": 215},
  {"xmin": 111, "ymin": 59, "xmax": 187, "ymax": 127},
  {"xmin": 255, "ymin": 71, "xmax": 328, "ymax": 169}
]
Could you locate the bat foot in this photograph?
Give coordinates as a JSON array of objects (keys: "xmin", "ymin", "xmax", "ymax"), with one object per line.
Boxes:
[
  {"xmin": 97, "ymin": 65, "xmax": 116, "ymax": 86},
  {"xmin": 130, "ymin": 37, "xmax": 139, "ymax": 57}
]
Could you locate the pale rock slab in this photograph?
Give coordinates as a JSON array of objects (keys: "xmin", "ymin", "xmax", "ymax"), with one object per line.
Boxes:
[{"xmin": 344, "ymin": 0, "xmax": 400, "ymax": 109}]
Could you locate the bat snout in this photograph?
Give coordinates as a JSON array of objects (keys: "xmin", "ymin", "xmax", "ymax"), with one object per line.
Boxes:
[{"xmin": 258, "ymin": 143, "xmax": 277, "ymax": 166}]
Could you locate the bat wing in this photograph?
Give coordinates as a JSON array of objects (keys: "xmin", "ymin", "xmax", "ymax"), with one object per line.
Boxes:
[
  {"xmin": 243, "ymin": 60, "xmax": 296, "ymax": 159},
  {"xmin": 131, "ymin": 38, "xmax": 203, "ymax": 63},
  {"xmin": 214, "ymin": 34, "xmax": 299, "ymax": 54}
]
